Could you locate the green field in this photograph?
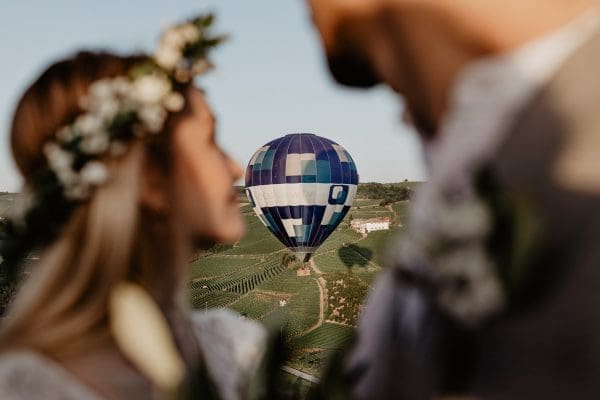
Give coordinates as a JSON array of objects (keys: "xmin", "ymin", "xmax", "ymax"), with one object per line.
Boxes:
[
  {"xmin": 229, "ymin": 291, "xmax": 281, "ymax": 320},
  {"xmin": 350, "ymin": 209, "xmax": 394, "ymax": 220},
  {"xmin": 220, "ymin": 214, "xmax": 285, "ymax": 255},
  {"xmin": 1, "ymin": 184, "xmax": 418, "ymax": 393},
  {"xmin": 0, "ymin": 183, "xmax": 417, "ymax": 397},
  {"xmin": 352, "ymin": 199, "xmax": 382, "ymax": 207},
  {"xmin": 191, "ymin": 185, "xmax": 418, "ymax": 386},
  {"xmin": 0, "ymin": 193, "xmax": 15, "ymax": 216},
  {"xmin": 287, "ymin": 322, "xmax": 355, "ymax": 376},
  {"xmin": 191, "ymin": 256, "xmax": 258, "ymax": 278}
]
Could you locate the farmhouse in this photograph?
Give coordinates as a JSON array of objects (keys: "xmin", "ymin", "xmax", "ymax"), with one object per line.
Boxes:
[{"xmin": 350, "ymin": 216, "xmax": 391, "ymax": 234}]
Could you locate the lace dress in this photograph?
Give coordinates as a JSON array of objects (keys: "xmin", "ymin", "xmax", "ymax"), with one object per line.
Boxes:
[{"xmin": 0, "ymin": 309, "xmax": 266, "ymax": 400}]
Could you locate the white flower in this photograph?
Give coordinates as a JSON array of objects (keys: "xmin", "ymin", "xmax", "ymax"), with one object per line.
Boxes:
[
  {"xmin": 180, "ymin": 23, "xmax": 200, "ymax": 42},
  {"xmin": 137, "ymin": 104, "xmax": 167, "ymax": 134},
  {"xmin": 80, "ymin": 133, "xmax": 110, "ymax": 155},
  {"xmin": 95, "ymin": 99, "xmax": 121, "ymax": 121},
  {"xmin": 74, "ymin": 114, "xmax": 104, "ymax": 137},
  {"xmin": 80, "ymin": 161, "xmax": 109, "ymax": 186},
  {"xmin": 163, "ymin": 92, "xmax": 185, "ymax": 112},
  {"xmin": 87, "ymin": 79, "xmax": 115, "ymax": 102},
  {"xmin": 110, "ymin": 77, "xmax": 132, "ymax": 97},
  {"xmin": 162, "ymin": 28, "xmax": 187, "ymax": 49},
  {"xmin": 44, "ymin": 143, "xmax": 74, "ymax": 174},
  {"xmin": 44, "ymin": 143, "xmax": 79, "ymax": 189},
  {"xmin": 154, "ymin": 45, "xmax": 182, "ymax": 70},
  {"xmin": 81, "ymin": 78, "xmax": 129, "ymax": 121},
  {"xmin": 133, "ymin": 75, "xmax": 171, "ymax": 104}
]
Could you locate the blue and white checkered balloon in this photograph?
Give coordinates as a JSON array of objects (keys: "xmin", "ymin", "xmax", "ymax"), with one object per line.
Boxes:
[{"xmin": 245, "ymin": 133, "xmax": 358, "ymax": 262}]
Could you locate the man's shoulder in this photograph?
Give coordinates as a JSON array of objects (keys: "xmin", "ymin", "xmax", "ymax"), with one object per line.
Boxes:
[{"xmin": 495, "ymin": 29, "xmax": 600, "ymax": 193}]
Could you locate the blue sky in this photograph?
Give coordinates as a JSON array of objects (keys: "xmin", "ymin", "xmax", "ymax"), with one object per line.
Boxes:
[{"xmin": 0, "ymin": 0, "xmax": 426, "ymax": 191}]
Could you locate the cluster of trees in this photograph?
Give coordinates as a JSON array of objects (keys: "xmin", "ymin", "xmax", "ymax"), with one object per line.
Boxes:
[
  {"xmin": 356, "ymin": 182, "xmax": 412, "ymax": 205},
  {"xmin": 281, "ymin": 253, "xmax": 297, "ymax": 267},
  {"xmin": 326, "ymin": 272, "xmax": 370, "ymax": 326}
]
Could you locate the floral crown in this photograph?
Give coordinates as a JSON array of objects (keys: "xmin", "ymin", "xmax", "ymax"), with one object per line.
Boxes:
[{"xmin": 0, "ymin": 14, "xmax": 224, "ymax": 286}]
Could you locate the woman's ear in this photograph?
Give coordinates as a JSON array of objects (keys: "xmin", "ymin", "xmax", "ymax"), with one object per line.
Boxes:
[{"xmin": 139, "ymin": 154, "xmax": 170, "ymax": 216}]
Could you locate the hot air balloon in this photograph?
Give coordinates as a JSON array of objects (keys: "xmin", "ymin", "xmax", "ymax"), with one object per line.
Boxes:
[{"xmin": 245, "ymin": 133, "xmax": 358, "ymax": 262}]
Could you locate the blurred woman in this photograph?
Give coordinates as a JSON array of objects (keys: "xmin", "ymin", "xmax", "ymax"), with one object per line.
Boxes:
[{"xmin": 0, "ymin": 15, "xmax": 265, "ymax": 400}]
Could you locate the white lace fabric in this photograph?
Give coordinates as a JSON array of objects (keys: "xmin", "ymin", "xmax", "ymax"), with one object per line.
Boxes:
[{"xmin": 0, "ymin": 309, "xmax": 266, "ymax": 400}]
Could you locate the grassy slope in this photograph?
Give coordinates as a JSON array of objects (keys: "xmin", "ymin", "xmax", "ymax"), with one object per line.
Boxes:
[{"xmin": 190, "ymin": 184, "xmax": 419, "ymax": 384}]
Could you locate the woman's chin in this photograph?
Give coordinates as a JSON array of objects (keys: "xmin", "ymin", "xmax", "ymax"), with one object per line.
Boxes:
[{"xmin": 214, "ymin": 220, "xmax": 246, "ymax": 244}]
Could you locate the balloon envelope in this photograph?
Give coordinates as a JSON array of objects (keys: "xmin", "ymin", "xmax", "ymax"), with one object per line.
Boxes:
[{"xmin": 245, "ymin": 133, "xmax": 358, "ymax": 262}]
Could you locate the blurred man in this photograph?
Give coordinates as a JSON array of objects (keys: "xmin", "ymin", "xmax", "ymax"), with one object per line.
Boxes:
[{"xmin": 307, "ymin": 1, "xmax": 600, "ymax": 399}]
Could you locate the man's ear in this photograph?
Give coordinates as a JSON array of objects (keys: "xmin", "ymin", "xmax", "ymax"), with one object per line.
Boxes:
[{"xmin": 139, "ymin": 155, "xmax": 170, "ymax": 215}]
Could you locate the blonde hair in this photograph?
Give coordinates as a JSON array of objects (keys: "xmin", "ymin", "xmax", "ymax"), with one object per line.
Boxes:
[{"xmin": 0, "ymin": 52, "xmax": 188, "ymax": 360}]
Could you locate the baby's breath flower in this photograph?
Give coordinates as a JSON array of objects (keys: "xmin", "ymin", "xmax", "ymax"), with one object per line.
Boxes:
[
  {"xmin": 95, "ymin": 99, "xmax": 121, "ymax": 121},
  {"xmin": 154, "ymin": 45, "xmax": 182, "ymax": 71},
  {"xmin": 80, "ymin": 133, "xmax": 110, "ymax": 155},
  {"xmin": 163, "ymin": 92, "xmax": 185, "ymax": 112},
  {"xmin": 137, "ymin": 104, "xmax": 167, "ymax": 134},
  {"xmin": 75, "ymin": 114, "xmax": 104, "ymax": 137},
  {"xmin": 80, "ymin": 161, "xmax": 109, "ymax": 186},
  {"xmin": 133, "ymin": 75, "xmax": 171, "ymax": 104},
  {"xmin": 162, "ymin": 29, "xmax": 187, "ymax": 50},
  {"xmin": 88, "ymin": 79, "xmax": 114, "ymax": 102},
  {"xmin": 111, "ymin": 77, "xmax": 132, "ymax": 97},
  {"xmin": 44, "ymin": 143, "xmax": 74, "ymax": 173}
]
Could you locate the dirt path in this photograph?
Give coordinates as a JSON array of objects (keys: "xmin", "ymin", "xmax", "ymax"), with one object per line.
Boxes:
[
  {"xmin": 301, "ymin": 277, "xmax": 326, "ymax": 335},
  {"xmin": 386, "ymin": 202, "xmax": 406, "ymax": 227},
  {"xmin": 281, "ymin": 366, "xmax": 319, "ymax": 384}
]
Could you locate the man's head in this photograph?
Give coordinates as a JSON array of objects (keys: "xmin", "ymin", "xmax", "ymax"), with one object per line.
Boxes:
[{"xmin": 307, "ymin": 0, "xmax": 598, "ymax": 136}]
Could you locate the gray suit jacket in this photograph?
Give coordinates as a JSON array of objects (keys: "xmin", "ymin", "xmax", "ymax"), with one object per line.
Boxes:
[
  {"xmin": 473, "ymin": 28, "xmax": 600, "ymax": 400},
  {"xmin": 348, "ymin": 30, "xmax": 600, "ymax": 400}
]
